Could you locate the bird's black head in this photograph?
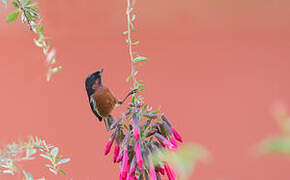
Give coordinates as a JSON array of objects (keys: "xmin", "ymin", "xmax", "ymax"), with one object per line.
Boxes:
[{"xmin": 85, "ymin": 68, "xmax": 104, "ymax": 96}]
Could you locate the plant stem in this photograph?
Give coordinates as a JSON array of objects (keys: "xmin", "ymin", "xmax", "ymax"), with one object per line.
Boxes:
[{"xmin": 126, "ymin": 0, "xmax": 137, "ymax": 100}]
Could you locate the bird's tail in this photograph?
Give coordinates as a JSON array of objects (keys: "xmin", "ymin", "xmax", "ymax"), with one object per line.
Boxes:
[{"xmin": 104, "ymin": 115, "xmax": 114, "ymax": 131}]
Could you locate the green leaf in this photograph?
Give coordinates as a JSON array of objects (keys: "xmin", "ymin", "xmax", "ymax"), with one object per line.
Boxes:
[
  {"xmin": 152, "ymin": 110, "xmax": 159, "ymax": 114},
  {"xmin": 131, "ymin": 14, "xmax": 136, "ymax": 21},
  {"xmin": 57, "ymin": 158, "xmax": 71, "ymax": 166},
  {"xmin": 51, "ymin": 147, "xmax": 59, "ymax": 158},
  {"xmin": 50, "ymin": 66, "xmax": 62, "ymax": 74},
  {"xmin": 133, "ymin": 56, "xmax": 148, "ymax": 63},
  {"xmin": 12, "ymin": 1, "xmax": 19, "ymax": 8},
  {"xmin": 258, "ymin": 136, "xmax": 290, "ymax": 155},
  {"xmin": 6, "ymin": 11, "xmax": 19, "ymax": 23},
  {"xmin": 137, "ymin": 88, "xmax": 145, "ymax": 92},
  {"xmin": 33, "ymin": 39, "xmax": 43, "ymax": 47},
  {"xmin": 126, "ymin": 75, "xmax": 131, "ymax": 82},
  {"xmin": 58, "ymin": 169, "xmax": 66, "ymax": 175},
  {"xmin": 123, "ymin": 31, "xmax": 128, "ymax": 35},
  {"xmin": 40, "ymin": 153, "xmax": 52, "ymax": 161},
  {"xmin": 49, "ymin": 168, "xmax": 57, "ymax": 175},
  {"xmin": 123, "ymin": 124, "xmax": 129, "ymax": 130}
]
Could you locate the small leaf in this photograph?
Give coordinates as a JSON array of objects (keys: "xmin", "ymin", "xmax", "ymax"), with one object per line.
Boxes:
[
  {"xmin": 123, "ymin": 124, "xmax": 129, "ymax": 130},
  {"xmin": 33, "ymin": 39, "xmax": 43, "ymax": 47},
  {"xmin": 131, "ymin": 14, "xmax": 136, "ymax": 21},
  {"xmin": 40, "ymin": 154, "xmax": 52, "ymax": 161},
  {"xmin": 51, "ymin": 147, "xmax": 59, "ymax": 158},
  {"xmin": 137, "ymin": 88, "xmax": 145, "ymax": 92},
  {"xmin": 50, "ymin": 66, "xmax": 62, "ymax": 74},
  {"xmin": 49, "ymin": 168, "xmax": 57, "ymax": 175},
  {"xmin": 133, "ymin": 56, "xmax": 148, "ymax": 63},
  {"xmin": 6, "ymin": 11, "xmax": 19, "ymax": 23},
  {"xmin": 12, "ymin": 1, "xmax": 19, "ymax": 8},
  {"xmin": 58, "ymin": 169, "xmax": 66, "ymax": 175},
  {"xmin": 152, "ymin": 110, "xmax": 159, "ymax": 114},
  {"xmin": 126, "ymin": 75, "xmax": 131, "ymax": 82},
  {"xmin": 57, "ymin": 158, "xmax": 71, "ymax": 166},
  {"xmin": 123, "ymin": 31, "xmax": 128, "ymax": 35}
]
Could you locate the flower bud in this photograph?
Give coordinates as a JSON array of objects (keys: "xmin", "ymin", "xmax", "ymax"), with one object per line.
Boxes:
[
  {"xmin": 113, "ymin": 144, "xmax": 120, "ymax": 163},
  {"xmin": 169, "ymin": 136, "xmax": 178, "ymax": 149},
  {"xmin": 135, "ymin": 142, "xmax": 143, "ymax": 169},
  {"xmin": 149, "ymin": 163, "xmax": 157, "ymax": 180},
  {"xmin": 172, "ymin": 128, "xmax": 183, "ymax": 142},
  {"xmin": 158, "ymin": 167, "xmax": 165, "ymax": 175},
  {"xmin": 120, "ymin": 149, "xmax": 129, "ymax": 180},
  {"xmin": 161, "ymin": 114, "xmax": 172, "ymax": 127},
  {"xmin": 155, "ymin": 133, "xmax": 174, "ymax": 150},
  {"xmin": 116, "ymin": 150, "xmax": 124, "ymax": 163},
  {"xmin": 128, "ymin": 156, "xmax": 136, "ymax": 176},
  {"xmin": 133, "ymin": 126, "xmax": 140, "ymax": 141},
  {"xmin": 104, "ymin": 139, "xmax": 114, "ymax": 155},
  {"xmin": 143, "ymin": 113, "xmax": 158, "ymax": 119},
  {"xmin": 164, "ymin": 163, "xmax": 176, "ymax": 180}
]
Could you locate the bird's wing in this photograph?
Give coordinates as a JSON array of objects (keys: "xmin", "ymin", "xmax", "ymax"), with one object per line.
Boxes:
[{"xmin": 89, "ymin": 96, "xmax": 103, "ymax": 121}]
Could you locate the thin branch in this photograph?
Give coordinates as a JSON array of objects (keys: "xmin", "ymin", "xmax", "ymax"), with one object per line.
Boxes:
[{"xmin": 126, "ymin": 0, "xmax": 137, "ymax": 93}]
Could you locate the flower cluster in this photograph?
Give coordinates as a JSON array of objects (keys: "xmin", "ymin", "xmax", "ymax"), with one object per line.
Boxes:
[{"xmin": 104, "ymin": 103, "xmax": 183, "ymax": 180}]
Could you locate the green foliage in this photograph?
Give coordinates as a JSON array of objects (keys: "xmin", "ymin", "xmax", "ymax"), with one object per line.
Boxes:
[
  {"xmin": 256, "ymin": 104, "xmax": 290, "ymax": 156},
  {"xmin": 4, "ymin": 0, "xmax": 61, "ymax": 81},
  {"xmin": 258, "ymin": 136, "xmax": 290, "ymax": 155},
  {"xmin": 152, "ymin": 144, "xmax": 209, "ymax": 179},
  {"xmin": 0, "ymin": 136, "xmax": 70, "ymax": 178},
  {"xmin": 6, "ymin": 10, "xmax": 19, "ymax": 23}
]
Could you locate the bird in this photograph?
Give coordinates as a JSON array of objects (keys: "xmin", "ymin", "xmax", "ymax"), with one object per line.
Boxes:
[{"xmin": 85, "ymin": 68, "xmax": 137, "ymax": 131}]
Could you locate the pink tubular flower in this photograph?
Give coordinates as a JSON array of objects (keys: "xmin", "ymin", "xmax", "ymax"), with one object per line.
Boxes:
[
  {"xmin": 120, "ymin": 149, "xmax": 129, "ymax": 180},
  {"xmin": 149, "ymin": 164, "xmax": 157, "ymax": 180},
  {"xmin": 172, "ymin": 128, "xmax": 183, "ymax": 142},
  {"xmin": 164, "ymin": 163, "xmax": 175, "ymax": 180},
  {"xmin": 113, "ymin": 144, "xmax": 120, "ymax": 163},
  {"xmin": 135, "ymin": 142, "xmax": 143, "ymax": 169},
  {"xmin": 158, "ymin": 139, "xmax": 166, "ymax": 148},
  {"xmin": 116, "ymin": 151, "xmax": 123, "ymax": 163},
  {"xmin": 158, "ymin": 167, "xmax": 165, "ymax": 175},
  {"xmin": 104, "ymin": 139, "xmax": 113, "ymax": 155},
  {"xmin": 169, "ymin": 136, "xmax": 178, "ymax": 149},
  {"xmin": 128, "ymin": 156, "xmax": 136, "ymax": 176},
  {"xmin": 155, "ymin": 133, "xmax": 175, "ymax": 150},
  {"xmin": 133, "ymin": 126, "xmax": 140, "ymax": 141}
]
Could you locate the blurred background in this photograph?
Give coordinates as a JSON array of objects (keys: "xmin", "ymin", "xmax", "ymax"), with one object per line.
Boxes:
[{"xmin": 1, "ymin": 0, "xmax": 290, "ymax": 179}]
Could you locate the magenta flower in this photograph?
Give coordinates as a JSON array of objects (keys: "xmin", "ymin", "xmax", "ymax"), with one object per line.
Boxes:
[
  {"xmin": 155, "ymin": 133, "xmax": 175, "ymax": 150},
  {"xmin": 158, "ymin": 167, "xmax": 165, "ymax": 175},
  {"xmin": 158, "ymin": 139, "xmax": 165, "ymax": 148},
  {"xmin": 164, "ymin": 163, "xmax": 175, "ymax": 180},
  {"xmin": 149, "ymin": 164, "xmax": 157, "ymax": 180},
  {"xmin": 120, "ymin": 149, "xmax": 129, "ymax": 180},
  {"xmin": 116, "ymin": 150, "xmax": 123, "ymax": 163},
  {"xmin": 172, "ymin": 128, "xmax": 183, "ymax": 142},
  {"xmin": 169, "ymin": 136, "xmax": 178, "ymax": 149},
  {"xmin": 128, "ymin": 156, "xmax": 136, "ymax": 176},
  {"xmin": 104, "ymin": 139, "xmax": 113, "ymax": 155},
  {"xmin": 135, "ymin": 142, "xmax": 143, "ymax": 169},
  {"xmin": 133, "ymin": 126, "xmax": 140, "ymax": 141},
  {"xmin": 113, "ymin": 144, "xmax": 120, "ymax": 163}
]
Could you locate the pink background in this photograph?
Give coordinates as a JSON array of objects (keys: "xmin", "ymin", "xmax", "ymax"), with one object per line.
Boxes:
[{"xmin": 1, "ymin": 0, "xmax": 290, "ymax": 179}]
